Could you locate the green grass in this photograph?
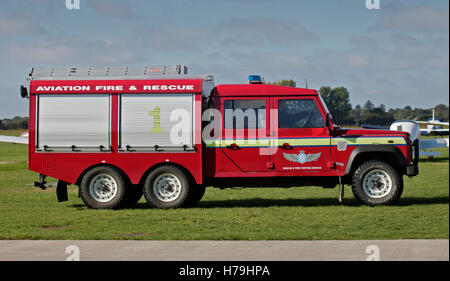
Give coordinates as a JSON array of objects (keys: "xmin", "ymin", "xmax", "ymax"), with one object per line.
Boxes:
[
  {"xmin": 0, "ymin": 130, "xmax": 26, "ymax": 137},
  {"xmin": 0, "ymin": 141, "xmax": 448, "ymax": 240}
]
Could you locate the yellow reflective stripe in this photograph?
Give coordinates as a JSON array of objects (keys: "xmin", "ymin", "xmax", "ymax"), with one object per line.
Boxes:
[
  {"xmin": 204, "ymin": 141, "xmax": 219, "ymax": 148},
  {"xmin": 222, "ymin": 139, "xmax": 271, "ymax": 147},
  {"xmin": 205, "ymin": 136, "xmax": 407, "ymax": 148},
  {"xmin": 275, "ymin": 138, "xmax": 330, "ymax": 146},
  {"xmin": 332, "ymin": 137, "xmax": 406, "ymax": 145},
  {"xmin": 204, "ymin": 140, "xmax": 271, "ymax": 148}
]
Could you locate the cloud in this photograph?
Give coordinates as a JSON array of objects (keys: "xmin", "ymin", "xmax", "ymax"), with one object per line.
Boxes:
[
  {"xmin": 2, "ymin": 37, "xmax": 140, "ymax": 65},
  {"xmin": 0, "ymin": 16, "xmax": 44, "ymax": 34},
  {"xmin": 217, "ymin": 18, "xmax": 315, "ymax": 48},
  {"xmin": 89, "ymin": 0, "xmax": 137, "ymax": 19},
  {"xmin": 349, "ymin": 35, "xmax": 380, "ymax": 52},
  {"xmin": 136, "ymin": 17, "xmax": 315, "ymax": 52},
  {"xmin": 0, "ymin": 84, "xmax": 28, "ymax": 119},
  {"xmin": 201, "ymin": 28, "xmax": 448, "ymax": 108},
  {"xmin": 344, "ymin": 33, "xmax": 449, "ymax": 72},
  {"xmin": 316, "ymin": 33, "xmax": 448, "ymax": 107},
  {"xmin": 371, "ymin": 5, "xmax": 449, "ymax": 33},
  {"xmin": 135, "ymin": 25, "xmax": 211, "ymax": 51}
]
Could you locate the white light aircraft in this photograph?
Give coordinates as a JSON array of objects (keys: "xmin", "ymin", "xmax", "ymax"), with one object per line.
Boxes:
[
  {"xmin": 416, "ymin": 109, "xmax": 449, "ymax": 136},
  {"xmin": 0, "ymin": 132, "xmax": 29, "ymax": 144},
  {"xmin": 389, "ymin": 120, "xmax": 449, "ymax": 158}
]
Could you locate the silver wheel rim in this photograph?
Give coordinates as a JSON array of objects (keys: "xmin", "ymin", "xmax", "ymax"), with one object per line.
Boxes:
[
  {"xmin": 153, "ymin": 173, "xmax": 182, "ymax": 203},
  {"xmin": 362, "ymin": 169, "xmax": 393, "ymax": 199},
  {"xmin": 89, "ymin": 174, "xmax": 118, "ymax": 203}
]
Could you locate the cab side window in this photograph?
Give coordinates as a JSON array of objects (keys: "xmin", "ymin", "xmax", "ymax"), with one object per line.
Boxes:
[
  {"xmin": 224, "ymin": 99, "xmax": 266, "ymax": 129},
  {"xmin": 278, "ymin": 99, "xmax": 325, "ymax": 128}
]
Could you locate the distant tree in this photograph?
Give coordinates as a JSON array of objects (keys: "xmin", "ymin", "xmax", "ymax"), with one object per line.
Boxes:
[
  {"xmin": 350, "ymin": 105, "xmax": 362, "ymax": 125},
  {"xmin": 355, "ymin": 102, "xmax": 395, "ymax": 125},
  {"xmin": 388, "ymin": 108, "xmax": 395, "ymax": 115},
  {"xmin": 413, "ymin": 108, "xmax": 432, "ymax": 121},
  {"xmin": 434, "ymin": 104, "xmax": 449, "ymax": 122},
  {"xmin": 370, "ymin": 107, "xmax": 385, "ymax": 115},
  {"xmin": 19, "ymin": 118, "xmax": 28, "ymax": 129},
  {"xmin": 361, "ymin": 113, "xmax": 393, "ymax": 125},
  {"xmin": 269, "ymin": 79, "xmax": 296, "ymax": 87},
  {"xmin": 363, "ymin": 100, "xmax": 374, "ymax": 111},
  {"xmin": 403, "ymin": 106, "xmax": 412, "ymax": 111},
  {"xmin": 319, "ymin": 86, "xmax": 354, "ymax": 125}
]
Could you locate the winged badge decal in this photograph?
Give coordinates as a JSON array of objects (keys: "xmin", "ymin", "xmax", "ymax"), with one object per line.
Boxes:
[{"xmin": 283, "ymin": 151, "xmax": 321, "ymax": 164}]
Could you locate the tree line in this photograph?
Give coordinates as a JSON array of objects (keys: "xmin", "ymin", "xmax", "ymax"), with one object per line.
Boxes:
[
  {"xmin": 270, "ymin": 80, "xmax": 449, "ymax": 126},
  {"xmin": 0, "ymin": 116, "xmax": 28, "ymax": 130}
]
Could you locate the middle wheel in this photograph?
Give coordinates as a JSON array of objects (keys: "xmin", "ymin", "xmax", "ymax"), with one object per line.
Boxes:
[{"xmin": 143, "ymin": 165, "xmax": 190, "ymax": 209}]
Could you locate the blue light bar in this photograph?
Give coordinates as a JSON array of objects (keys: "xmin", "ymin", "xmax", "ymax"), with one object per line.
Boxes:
[{"xmin": 248, "ymin": 75, "xmax": 265, "ymax": 84}]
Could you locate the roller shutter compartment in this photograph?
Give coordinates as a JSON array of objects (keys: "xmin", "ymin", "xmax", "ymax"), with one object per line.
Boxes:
[
  {"xmin": 120, "ymin": 94, "xmax": 194, "ymax": 151},
  {"xmin": 37, "ymin": 94, "xmax": 110, "ymax": 151}
]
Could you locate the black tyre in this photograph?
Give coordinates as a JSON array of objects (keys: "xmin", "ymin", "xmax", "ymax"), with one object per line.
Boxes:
[
  {"xmin": 391, "ymin": 177, "xmax": 404, "ymax": 204},
  {"xmin": 120, "ymin": 184, "xmax": 143, "ymax": 207},
  {"xmin": 143, "ymin": 166, "xmax": 190, "ymax": 209},
  {"xmin": 79, "ymin": 166, "xmax": 126, "ymax": 209},
  {"xmin": 351, "ymin": 160, "xmax": 403, "ymax": 206},
  {"xmin": 182, "ymin": 185, "xmax": 206, "ymax": 207}
]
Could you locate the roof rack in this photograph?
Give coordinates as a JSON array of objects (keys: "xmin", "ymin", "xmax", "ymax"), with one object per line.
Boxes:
[{"xmin": 28, "ymin": 65, "xmax": 188, "ymax": 80}]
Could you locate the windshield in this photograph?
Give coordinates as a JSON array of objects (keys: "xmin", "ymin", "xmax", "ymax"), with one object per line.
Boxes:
[
  {"xmin": 318, "ymin": 94, "xmax": 330, "ymax": 114},
  {"xmin": 318, "ymin": 93, "xmax": 337, "ymax": 126}
]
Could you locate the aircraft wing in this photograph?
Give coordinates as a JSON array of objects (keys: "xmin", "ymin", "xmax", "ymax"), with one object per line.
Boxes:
[
  {"xmin": 420, "ymin": 128, "xmax": 449, "ymax": 136},
  {"xmin": 417, "ymin": 120, "xmax": 450, "ymax": 126},
  {"xmin": 361, "ymin": 124, "xmax": 390, "ymax": 130},
  {"xmin": 0, "ymin": 135, "xmax": 28, "ymax": 144},
  {"xmin": 419, "ymin": 138, "xmax": 449, "ymax": 150}
]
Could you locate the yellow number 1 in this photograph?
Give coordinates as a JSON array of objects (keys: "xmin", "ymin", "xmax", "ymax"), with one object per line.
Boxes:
[{"xmin": 149, "ymin": 106, "xmax": 163, "ymax": 133}]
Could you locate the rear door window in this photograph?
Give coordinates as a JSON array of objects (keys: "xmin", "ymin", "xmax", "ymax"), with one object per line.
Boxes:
[{"xmin": 224, "ymin": 99, "xmax": 266, "ymax": 129}]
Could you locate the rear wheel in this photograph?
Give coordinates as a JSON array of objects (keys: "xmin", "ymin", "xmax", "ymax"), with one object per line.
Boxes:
[
  {"xmin": 79, "ymin": 166, "xmax": 126, "ymax": 209},
  {"xmin": 121, "ymin": 184, "xmax": 143, "ymax": 207},
  {"xmin": 351, "ymin": 160, "xmax": 402, "ymax": 206},
  {"xmin": 143, "ymin": 166, "xmax": 190, "ymax": 209}
]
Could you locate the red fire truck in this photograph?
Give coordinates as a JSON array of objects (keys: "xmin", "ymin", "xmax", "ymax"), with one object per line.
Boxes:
[{"xmin": 21, "ymin": 65, "xmax": 419, "ymax": 209}]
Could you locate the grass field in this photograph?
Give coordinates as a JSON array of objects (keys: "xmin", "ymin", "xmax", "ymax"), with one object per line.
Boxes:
[{"xmin": 0, "ymin": 130, "xmax": 448, "ymax": 240}]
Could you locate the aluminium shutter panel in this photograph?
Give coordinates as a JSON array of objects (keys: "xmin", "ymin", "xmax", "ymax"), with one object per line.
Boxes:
[
  {"xmin": 37, "ymin": 94, "xmax": 110, "ymax": 148},
  {"xmin": 120, "ymin": 94, "xmax": 194, "ymax": 148}
]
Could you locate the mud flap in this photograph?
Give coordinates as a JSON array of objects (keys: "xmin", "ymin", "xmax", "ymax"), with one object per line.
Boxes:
[{"xmin": 56, "ymin": 180, "xmax": 68, "ymax": 202}]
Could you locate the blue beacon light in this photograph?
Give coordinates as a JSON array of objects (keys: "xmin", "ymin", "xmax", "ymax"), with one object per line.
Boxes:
[{"xmin": 248, "ymin": 75, "xmax": 265, "ymax": 84}]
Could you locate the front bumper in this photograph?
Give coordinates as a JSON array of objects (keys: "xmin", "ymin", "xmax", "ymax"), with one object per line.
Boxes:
[{"xmin": 406, "ymin": 139, "xmax": 420, "ymax": 177}]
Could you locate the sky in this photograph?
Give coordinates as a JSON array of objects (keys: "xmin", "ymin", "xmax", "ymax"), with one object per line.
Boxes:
[{"xmin": 0, "ymin": 0, "xmax": 448, "ymax": 118}]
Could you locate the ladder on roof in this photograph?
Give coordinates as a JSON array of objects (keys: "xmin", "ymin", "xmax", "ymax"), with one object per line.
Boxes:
[{"xmin": 28, "ymin": 65, "xmax": 188, "ymax": 79}]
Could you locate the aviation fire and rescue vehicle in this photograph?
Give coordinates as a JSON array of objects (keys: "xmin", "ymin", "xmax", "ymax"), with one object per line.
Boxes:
[{"xmin": 18, "ymin": 65, "xmax": 419, "ymax": 209}]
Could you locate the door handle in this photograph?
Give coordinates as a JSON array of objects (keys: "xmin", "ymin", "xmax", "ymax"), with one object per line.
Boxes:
[
  {"xmin": 226, "ymin": 143, "xmax": 240, "ymax": 150},
  {"xmin": 279, "ymin": 143, "xmax": 293, "ymax": 150}
]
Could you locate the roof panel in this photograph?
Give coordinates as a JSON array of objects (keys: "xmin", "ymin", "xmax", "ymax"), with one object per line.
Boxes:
[{"xmin": 213, "ymin": 84, "xmax": 318, "ymax": 97}]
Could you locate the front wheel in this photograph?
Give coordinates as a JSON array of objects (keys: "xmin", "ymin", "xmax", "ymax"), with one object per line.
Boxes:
[{"xmin": 351, "ymin": 160, "xmax": 403, "ymax": 206}]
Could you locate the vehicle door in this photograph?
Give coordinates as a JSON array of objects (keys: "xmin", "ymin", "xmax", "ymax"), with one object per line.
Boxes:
[
  {"xmin": 271, "ymin": 96, "xmax": 331, "ymax": 173},
  {"xmin": 219, "ymin": 97, "xmax": 272, "ymax": 172}
]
